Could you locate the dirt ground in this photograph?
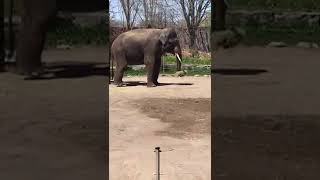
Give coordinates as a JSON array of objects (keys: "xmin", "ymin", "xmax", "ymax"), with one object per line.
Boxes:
[
  {"xmin": 213, "ymin": 46, "xmax": 320, "ymax": 179},
  {"xmin": 109, "ymin": 76, "xmax": 211, "ymax": 180},
  {"xmin": 0, "ymin": 46, "xmax": 108, "ymax": 180}
]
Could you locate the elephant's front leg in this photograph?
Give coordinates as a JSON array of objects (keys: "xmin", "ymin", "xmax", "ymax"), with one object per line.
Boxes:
[
  {"xmin": 16, "ymin": 22, "xmax": 45, "ymax": 76},
  {"xmin": 146, "ymin": 60, "xmax": 158, "ymax": 87},
  {"xmin": 152, "ymin": 57, "xmax": 161, "ymax": 85},
  {"xmin": 15, "ymin": 1, "xmax": 56, "ymax": 77}
]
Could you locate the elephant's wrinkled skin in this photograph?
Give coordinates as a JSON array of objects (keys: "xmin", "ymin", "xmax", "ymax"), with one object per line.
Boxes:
[
  {"xmin": 5, "ymin": 0, "xmax": 105, "ymax": 77},
  {"xmin": 111, "ymin": 28, "xmax": 182, "ymax": 87}
]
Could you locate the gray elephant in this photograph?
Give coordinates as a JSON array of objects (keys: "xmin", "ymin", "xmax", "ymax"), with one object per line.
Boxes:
[
  {"xmin": 1, "ymin": 0, "xmax": 105, "ymax": 78},
  {"xmin": 111, "ymin": 28, "xmax": 182, "ymax": 87}
]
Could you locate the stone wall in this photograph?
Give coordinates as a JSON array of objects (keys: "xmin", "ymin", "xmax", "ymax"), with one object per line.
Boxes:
[{"xmin": 227, "ymin": 10, "xmax": 320, "ymax": 27}]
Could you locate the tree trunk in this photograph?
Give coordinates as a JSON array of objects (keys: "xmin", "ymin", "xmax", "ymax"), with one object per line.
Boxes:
[
  {"xmin": 0, "ymin": 1, "xmax": 4, "ymax": 67},
  {"xmin": 213, "ymin": 0, "xmax": 227, "ymax": 31},
  {"xmin": 188, "ymin": 27, "xmax": 196, "ymax": 49}
]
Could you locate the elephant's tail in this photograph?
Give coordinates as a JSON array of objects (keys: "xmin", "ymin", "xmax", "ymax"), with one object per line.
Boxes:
[
  {"xmin": 110, "ymin": 48, "xmax": 114, "ymax": 83},
  {"xmin": 7, "ymin": 0, "xmax": 14, "ymax": 59}
]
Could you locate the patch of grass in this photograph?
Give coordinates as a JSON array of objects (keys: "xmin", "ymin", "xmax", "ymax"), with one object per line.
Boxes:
[
  {"xmin": 163, "ymin": 55, "xmax": 211, "ymax": 65},
  {"xmin": 241, "ymin": 25, "xmax": 320, "ymax": 45},
  {"xmin": 124, "ymin": 67, "xmax": 210, "ymax": 76},
  {"xmin": 46, "ymin": 22, "xmax": 107, "ymax": 47}
]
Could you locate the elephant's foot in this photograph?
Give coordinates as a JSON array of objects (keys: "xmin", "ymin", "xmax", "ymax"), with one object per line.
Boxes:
[
  {"xmin": 6, "ymin": 65, "xmax": 45, "ymax": 79},
  {"xmin": 23, "ymin": 71, "xmax": 44, "ymax": 80},
  {"xmin": 153, "ymin": 81, "xmax": 160, "ymax": 86},
  {"xmin": 114, "ymin": 81, "xmax": 126, "ymax": 87},
  {"xmin": 147, "ymin": 82, "xmax": 157, "ymax": 87},
  {"xmin": 10, "ymin": 65, "xmax": 44, "ymax": 76}
]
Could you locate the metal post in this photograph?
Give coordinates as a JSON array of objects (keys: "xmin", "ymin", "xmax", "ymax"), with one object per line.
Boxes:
[
  {"xmin": 162, "ymin": 56, "xmax": 165, "ymax": 73},
  {"xmin": 154, "ymin": 147, "xmax": 161, "ymax": 180},
  {"xmin": 0, "ymin": 0, "xmax": 4, "ymax": 67}
]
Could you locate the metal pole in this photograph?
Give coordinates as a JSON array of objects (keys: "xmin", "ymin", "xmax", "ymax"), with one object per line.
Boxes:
[
  {"xmin": 8, "ymin": 0, "xmax": 14, "ymax": 58},
  {"xmin": 154, "ymin": 147, "xmax": 161, "ymax": 180},
  {"xmin": 0, "ymin": 0, "xmax": 4, "ymax": 67}
]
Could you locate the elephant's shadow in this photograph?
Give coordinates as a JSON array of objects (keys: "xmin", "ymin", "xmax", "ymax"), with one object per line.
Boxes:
[
  {"xmin": 110, "ymin": 80, "xmax": 193, "ymax": 87},
  {"xmin": 44, "ymin": 61, "xmax": 108, "ymax": 78},
  {"xmin": 212, "ymin": 68, "xmax": 268, "ymax": 75},
  {"xmin": 25, "ymin": 61, "xmax": 109, "ymax": 80},
  {"xmin": 2, "ymin": 61, "xmax": 109, "ymax": 79}
]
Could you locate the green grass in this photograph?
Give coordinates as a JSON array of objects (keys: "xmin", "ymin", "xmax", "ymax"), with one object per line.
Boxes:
[
  {"xmin": 163, "ymin": 55, "xmax": 211, "ymax": 65},
  {"xmin": 240, "ymin": 25, "xmax": 320, "ymax": 45},
  {"xmin": 230, "ymin": 0, "xmax": 320, "ymax": 11},
  {"xmin": 124, "ymin": 66, "xmax": 211, "ymax": 76},
  {"xmin": 46, "ymin": 22, "xmax": 107, "ymax": 47}
]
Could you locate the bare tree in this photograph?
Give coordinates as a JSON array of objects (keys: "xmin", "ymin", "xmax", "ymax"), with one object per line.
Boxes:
[
  {"xmin": 175, "ymin": 0, "xmax": 210, "ymax": 49},
  {"xmin": 119, "ymin": 0, "xmax": 140, "ymax": 29},
  {"xmin": 140, "ymin": 0, "xmax": 157, "ymax": 27},
  {"xmin": 138, "ymin": 0, "xmax": 167, "ymax": 28}
]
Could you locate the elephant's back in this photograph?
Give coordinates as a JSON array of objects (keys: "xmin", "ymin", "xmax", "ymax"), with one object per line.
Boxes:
[{"xmin": 121, "ymin": 29, "xmax": 161, "ymax": 41}]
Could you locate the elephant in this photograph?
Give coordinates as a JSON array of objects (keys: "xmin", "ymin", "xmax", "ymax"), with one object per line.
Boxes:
[
  {"xmin": 1, "ymin": 0, "xmax": 106, "ymax": 78},
  {"xmin": 111, "ymin": 28, "xmax": 182, "ymax": 87}
]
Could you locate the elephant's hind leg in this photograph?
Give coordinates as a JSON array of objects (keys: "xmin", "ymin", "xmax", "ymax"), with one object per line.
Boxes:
[
  {"xmin": 113, "ymin": 55, "xmax": 127, "ymax": 87},
  {"xmin": 152, "ymin": 58, "xmax": 161, "ymax": 85}
]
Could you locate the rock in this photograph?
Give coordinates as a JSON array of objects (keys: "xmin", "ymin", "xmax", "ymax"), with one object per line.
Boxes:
[
  {"xmin": 227, "ymin": 11, "xmax": 320, "ymax": 28},
  {"xmin": 56, "ymin": 44, "xmax": 72, "ymax": 50},
  {"xmin": 296, "ymin": 42, "xmax": 312, "ymax": 48},
  {"xmin": 267, "ymin": 41, "xmax": 287, "ymax": 48},
  {"xmin": 174, "ymin": 71, "xmax": 186, "ymax": 77},
  {"xmin": 194, "ymin": 74, "xmax": 200, "ymax": 77},
  {"xmin": 312, "ymin": 43, "xmax": 319, "ymax": 48},
  {"xmin": 211, "ymin": 27, "xmax": 245, "ymax": 50}
]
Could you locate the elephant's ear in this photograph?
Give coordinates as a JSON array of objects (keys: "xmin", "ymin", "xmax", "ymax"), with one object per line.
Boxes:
[{"xmin": 159, "ymin": 29, "xmax": 169, "ymax": 45}]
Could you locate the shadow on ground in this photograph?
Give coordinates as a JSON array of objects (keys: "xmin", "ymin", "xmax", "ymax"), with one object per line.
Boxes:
[
  {"xmin": 213, "ymin": 114, "xmax": 320, "ymax": 180},
  {"xmin": 212, "ymin": 68, "xmax": 268, "ymax": 75},
  {"xmin": 2, "ymin": 61, "xmax": 109, "ymax": 80},
  {"xmin": 44, "ymin": 61, "xmax": 109, "ymax": 79},
  {"xmin": 109, "ymin": 80, "xmax": 193, "ymax": 87}
]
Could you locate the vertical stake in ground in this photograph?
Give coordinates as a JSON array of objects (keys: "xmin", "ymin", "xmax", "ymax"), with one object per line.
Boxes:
[{"xmin": 154, "ymin": 147, "xmax": 161, "ymax": 180}]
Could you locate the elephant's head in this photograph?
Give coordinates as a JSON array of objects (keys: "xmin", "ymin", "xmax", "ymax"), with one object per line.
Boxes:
[{"xmin": 160, "ymin": 28, "xmax": 183, "ymax": 64}]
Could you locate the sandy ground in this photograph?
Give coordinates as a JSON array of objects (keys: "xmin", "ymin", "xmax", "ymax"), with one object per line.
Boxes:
[
  {"xmin": 213, "ymin": 46, "xmax": 320, "ymax": 179},
  {"xmin": 0, "ymin": 46, "xmax": 108, "ymax": 180},
  {"xmin": 109, "ymin": 76, "xmax": 211, "ymax": 180}
]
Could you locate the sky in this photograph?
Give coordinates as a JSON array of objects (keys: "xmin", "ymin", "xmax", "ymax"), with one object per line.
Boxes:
[
  {"xmin": 109, "ymin": 0, "xmax": 211, "ymax": 23},
  {"xmin": 109, "ymin": 0, "xmax": 124, "ymax": 21}
]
